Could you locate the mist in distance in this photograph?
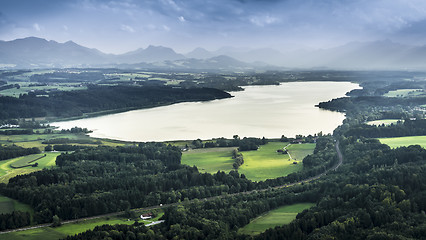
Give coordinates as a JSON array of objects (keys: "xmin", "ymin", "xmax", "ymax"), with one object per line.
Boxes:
[{"xmin": 1, "ymin": 0, "xmax": 426, "ymax": 69}]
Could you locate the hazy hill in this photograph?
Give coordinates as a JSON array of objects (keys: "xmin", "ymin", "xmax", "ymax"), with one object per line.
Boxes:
[
  {"xmin": 117, "ymin": 45, "xmax": 185, "ymax": 63},
  {"xmin": 2, "ymin": 37, "xmax": 426, "ymax": 70},
  {"xmin": 0, "ymin": 37, "xmax": 108, "ymax": 68}
]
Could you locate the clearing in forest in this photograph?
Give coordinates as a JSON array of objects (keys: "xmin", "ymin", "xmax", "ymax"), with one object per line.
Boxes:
[
  {"xmin": 378, "ymin": 136, "xmax": 426, "ymax": 149},
  {"xmin": 181, "ymin": 147, "xmax": 236, "ymax": 174},
  {"xmin": 239, "ymin": 203, "xmax": 315, "ymax": 235}
]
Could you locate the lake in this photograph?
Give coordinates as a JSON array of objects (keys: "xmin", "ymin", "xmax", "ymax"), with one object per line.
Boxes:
[{"xmin": 52, "ymin": 82, "xmax": 360, "ymax": 142}]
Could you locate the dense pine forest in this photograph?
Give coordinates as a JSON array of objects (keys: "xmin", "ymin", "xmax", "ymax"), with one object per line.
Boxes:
[{"xmin": 0, "ymin": 85, "xmax": 231, "ymax": 119}]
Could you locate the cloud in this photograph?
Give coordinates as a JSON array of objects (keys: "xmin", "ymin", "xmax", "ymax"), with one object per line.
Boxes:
[
  {"xmin": 33, "ymin": 23, "xmax": 41, "ymax": 31},
  {"xmin": 249, "ymin": 14, "xmax": 278, "ymax": 27},
  {"xmin": 162, "ymin": 25, "xmax": 170, "ymax": 31},
  {"xmin": 178, "ymin": 16, "xmax": 185, "ymax": 22},
  {"xmin": 161, "ymin": 0, "xmax": 181, "ymax": 11},
  {"xmin": 120, "ymin": 24, "xmax": 135, "ymax": 33}
]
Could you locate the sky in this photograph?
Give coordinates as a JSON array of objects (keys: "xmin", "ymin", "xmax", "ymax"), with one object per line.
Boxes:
[{"xmin": 1, "ymin": 0, "xmax": 426, "ymax": 54}]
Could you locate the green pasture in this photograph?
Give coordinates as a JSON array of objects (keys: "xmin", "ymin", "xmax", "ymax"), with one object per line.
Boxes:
[
  {"xmin": 0, "ymin": 152, "xmax": 59, "ymax": 183},
  {"xmin": 0, "ymin": 85, "xmax": 87, "ymax": 98},
  {"xmin": 239, "ymin": 203, "xmax": 315, "ymax": 235},
  {"xmin": 367, "ymin": 119, "xmax": 402, "ymax": 126},
  {"xmin": 1, "ymin": 211, "xmax": 164, "ymax": 240},
  {"xmin": 0, "ymin": 195, "xmax": 33, "ymax": 218},
  {"xmin": 0, "ymin": 132, "xmax": 117, "ymax": 149},
  {"xmin": 378, "ymin": 136, "xmax": 426, "ymax": 149},
  {"xmin": 384, "ymin": 89, "xmax": 425, "ymax": 98},
  {"xmin": 10, "ymin": 153, "xmax": 46, "ymax": 168},
  {"xmin": 182, "ymin": 142, "xmax": 314, "ymax": 181},
  {"xmin": 182, "ymin": 147, "xmax": 236, "ymax": 174},
  {"xmin": 239, "ymin": 142, "xmax": 302, "ymax": 182},
  {"xmin": 286, "ymin": 143, "xmax": 315, "ymax": 161}
]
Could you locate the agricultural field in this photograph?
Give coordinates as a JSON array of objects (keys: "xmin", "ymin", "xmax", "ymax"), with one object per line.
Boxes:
[
  {"xmin": 239, "ymin": 142, "xmax": 302, "ymax": 182},
  {"xmin": 238, "ymin": 203, "xmax": 315, "ymax": 235},
  {"xmin": 0, "ymin": 132, "xmax": 124, "ymax": 149},
  {"xmin": 366, "ymin": 119, "xmax": 402, "ymax": 126},
  {"xmin": 0, "ymin": 152, "xmax": 60, "ymax": 183},
  {"xmin": 0, "ymin": 195, "xmax": 33, "ymax": 216},
  {"xmin": 0, "ymin": 84, "xmax": 86, "ymax": 98},
  {"xmin": 1, "ymin": 211, "xmax": 164, "ymax": 240},
  {"xmin": 181, "ymin": 147, "xmax": 236, "ymax": 174},
  {"xmin": 9, "ymin": 153, "xmax": 46, "ymax": 168},
  {"xmin": 286, "ymin": 143, "xmax": 315, "ymax": 161},
  {"xmin": 181, "ymin": 142, "xmax": 315, "ymax": 182},
  {"xmin": 384, "ymin": 89, "xmax": 425, "ymax": 98},
  {"xmin": 378, "ymin": 136, "xmax": 426, "ymax": 149}
]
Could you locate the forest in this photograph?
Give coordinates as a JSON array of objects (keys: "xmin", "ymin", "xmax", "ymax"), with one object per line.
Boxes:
[
  {"xmin": 0, "ymin": 85, "xmax": 231, "ymax": 119},
  {"xmin": 0, "ymin": 70, "xmax": 425, "ymax": 239}
]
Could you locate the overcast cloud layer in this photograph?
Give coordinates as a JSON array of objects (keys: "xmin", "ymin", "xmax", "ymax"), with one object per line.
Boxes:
[{"xmin": 1, "ymin": 0, "xmax": 426, "ymax": 54}]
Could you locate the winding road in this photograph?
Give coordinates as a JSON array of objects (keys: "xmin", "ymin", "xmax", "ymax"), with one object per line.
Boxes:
[{"xmin": 0, "ymin": 140, "xmax": 344, "ymax": 235}]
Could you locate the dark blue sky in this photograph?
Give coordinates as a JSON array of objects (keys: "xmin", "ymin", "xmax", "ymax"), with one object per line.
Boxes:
[{"xmin": 1, "ymin": 0, "xmax": 425, "ymax": 53}]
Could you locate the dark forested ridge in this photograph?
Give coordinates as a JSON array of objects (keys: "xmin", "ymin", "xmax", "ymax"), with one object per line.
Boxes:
[{"xmin": 0, "ymin": 85, "xmax": 231, "ymax": 119}]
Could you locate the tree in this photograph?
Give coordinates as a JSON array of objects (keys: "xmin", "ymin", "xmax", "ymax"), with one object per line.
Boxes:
[{"xmin": 52, "ymin": 215, "xmax": 61, "ymax": 227}]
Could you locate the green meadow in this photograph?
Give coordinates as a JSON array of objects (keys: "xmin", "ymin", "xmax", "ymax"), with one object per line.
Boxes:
[
  {"xmin": 181, "ymin": 147, "xmax": 236, "ymax": 174},
  {"xmin": 0, "ymin": 132, "xmax": 124, "ymax": 149},
  {"xmin": 182, "ymin": 142, "xmax": 315, "ymax": 182},
  {"xmin": 378, "ymin": 136, "xmax": 426, "ymax": 149},
  {"xmin": 1, "ymin": 211, "xmax": 164, "ymax": 240},
  {"xmin": 10, "ymin": 153, "xmax": 46, "ymax": 168},
  {"xmin": 384, "ymin": 89, "xmax": 425, "ymax": 98},
  {"xmin": 239, "ymin": 203, "xmax": 315, "ymax": 235},
  {"xmin": 239, "ymin": 142, "xmax": 302, "ymax": 182},
  {"xmin": 366, "ymin": 119, "xmax": 402, "ymax": 126},
  {"xmin": 286, "ymin": 143, "xmax": 315, "ymax": 161},
  {"xmin": 0, "ymin": 195, "xmax": 33, "ymax": 216},
  {"xmin": 0, "ymin": 152, "xmax": 59, "ymax": 183}
]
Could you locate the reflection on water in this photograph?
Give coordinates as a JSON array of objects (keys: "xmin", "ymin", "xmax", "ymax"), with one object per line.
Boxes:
[{"xmin": 52, "ymin": 82, "xmax": 360, "ymax": 142}]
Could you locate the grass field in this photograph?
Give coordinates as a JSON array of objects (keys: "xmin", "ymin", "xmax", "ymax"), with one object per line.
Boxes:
[
  {"xmin": 0, "ymin": 152, "xmax": 60, "ymax": 183},
  {"xmin": 286, "ymin": 143, "xmax": 315, "ymax": 161},
  {"xmin": 0, "ymin": 132, "xmax": 124, "ymax": 149},
  {"xmin": 0, "ymin": 195, "xmax": 33, "ymax": 220},
  {"xmin": 10, "ymin": 153, "xmax": 46, "ymax": 168},
  {"xmin": 239, "ymin": 203, "xmax": 315, "ymax": 235},
  {"xmin": 182, "ymin": 147, "xmax": 236, "ymax": 174},
  {"xmin": 378, "ymin": 136, "xmax": 426, "ymax": 149},
  {"xmin": 384, "ymin": 89, "xmax": 425, "ymax": 98},
  {"xmin": 1, "ymin": 211, "xmax": 164, "ymax": 240},
  {"xmin": 182, "ymin": 142, "xmax": 314, "ymax": 182},
  {"xmin": 367, "ymin": 119, "xmax": 402, "ymax": 126},
  {"xmin": 239, "ymin": 142, "xmax": 302, "ymax": 182}
]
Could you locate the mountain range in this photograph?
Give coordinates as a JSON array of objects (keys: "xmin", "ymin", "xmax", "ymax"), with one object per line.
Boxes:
[{"xmin": 2, "ymin": 37, "xmax": 426, "ymax": 70}]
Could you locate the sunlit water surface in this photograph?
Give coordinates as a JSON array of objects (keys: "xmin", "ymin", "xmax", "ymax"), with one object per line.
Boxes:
[{"xmin": 52, "ymin": 82, "xmax": 360, "ymax": 142}]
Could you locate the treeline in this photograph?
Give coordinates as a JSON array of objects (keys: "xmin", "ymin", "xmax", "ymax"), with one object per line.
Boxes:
[
  {"xmin": 0, "ymin": 211, "xmax": 31, "ymax": 230},
  {"xmin": 0, "ymin": 85, "xmax": 231, "ymax": 119},
  {"xmin": 0, "ymin": 145, "xmax": 40, "ymax": 161},
  {"xmin": 0, "ymin": 129, "xmax": 33, "ymax": 135},
  {"xmin": 190, "ymin": 136, "xmax": 267, "ymax": 151},
  {"xmin": 317, "ymin": 96, "xmax": 426, "ymax": 114},
  {"xmin": 42, "ymin": 138, "xmax": 101, "ymax": 145},
  {"xmin": 29, "ymin": 71, "xmax": 105, "ymax": 82},
  {"xmin": 232, "ymin": 149, "xmax": 244, "ymax": 169},
  {"xmin": 345, "ymin": 119, "xmax": 426, "ymax": 138}
]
